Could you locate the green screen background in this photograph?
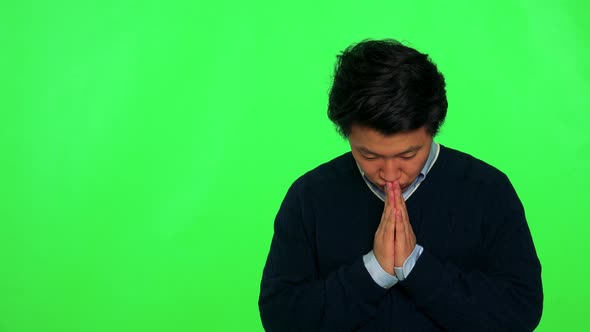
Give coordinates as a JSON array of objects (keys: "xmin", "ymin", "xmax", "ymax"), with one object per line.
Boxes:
[{"xmin": 1, "ymin": 0, "xmax": 589, "ymax": 331}]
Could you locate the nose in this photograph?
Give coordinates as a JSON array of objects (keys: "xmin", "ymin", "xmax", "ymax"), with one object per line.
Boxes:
[{"xmin": 380, "ymin": 158, "xmax": 401, "ymax": 182}]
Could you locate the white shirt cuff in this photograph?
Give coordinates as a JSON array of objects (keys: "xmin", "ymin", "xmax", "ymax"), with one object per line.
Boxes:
[
  {"xmin": 394, "ymin": 244, "xmax": 424, "ymax": 281},
  {"xmin": 363, "ymin": 250, "xmax": 398, "ymax": 289}
]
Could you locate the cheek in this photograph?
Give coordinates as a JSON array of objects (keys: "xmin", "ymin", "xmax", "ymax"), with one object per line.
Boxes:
[
  {"xmin": 359, "ymin": 161, "xmax": 381, "ymax": 175},
  {"xmin": 402, "ymin": 160, "xmax": 426, "ymax": 177}
]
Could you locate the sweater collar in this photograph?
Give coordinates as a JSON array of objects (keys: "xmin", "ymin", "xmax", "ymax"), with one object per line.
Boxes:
[{"xmin": 355, "ymin": 141, "xmax": 440, "ymax": 202}]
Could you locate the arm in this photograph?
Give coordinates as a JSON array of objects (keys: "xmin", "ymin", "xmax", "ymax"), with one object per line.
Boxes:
[
  {"xmin": 399, "ymin": 175, "xmax": 543, "ymax": 331},
  {"xmin": 258, "ymin": 179, "xmax": 388, "ymax": 331}
]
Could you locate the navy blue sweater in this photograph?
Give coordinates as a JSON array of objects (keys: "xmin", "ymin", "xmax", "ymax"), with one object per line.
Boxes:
[{"xmin": 259, "ymin": 146, "xmax": 543, "ymax": 331}]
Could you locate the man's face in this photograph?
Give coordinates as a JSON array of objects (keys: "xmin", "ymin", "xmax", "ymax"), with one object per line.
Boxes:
[{"xmin": 348, "ymin": 124, "xmax": 433, "ymax": 191}]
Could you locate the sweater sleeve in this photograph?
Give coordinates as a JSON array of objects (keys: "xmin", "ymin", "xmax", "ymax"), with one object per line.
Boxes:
[
  {"xmin": 258, "ymin": 178, "xmax": 388, "ymax": 331},
  {"xmin": 399, "ymin": 174, "xmax": 543, "ymax": 331}
]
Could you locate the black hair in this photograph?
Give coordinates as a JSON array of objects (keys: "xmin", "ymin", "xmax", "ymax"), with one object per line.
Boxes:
[{"xmin": 327, "ymin": 39, "xmax": 448, "ymax": 137}]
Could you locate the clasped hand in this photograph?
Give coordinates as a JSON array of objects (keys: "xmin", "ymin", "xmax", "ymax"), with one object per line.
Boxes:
[{"xmin": 373, "ymin": 180, "xmax": 417, "ymax": 276}]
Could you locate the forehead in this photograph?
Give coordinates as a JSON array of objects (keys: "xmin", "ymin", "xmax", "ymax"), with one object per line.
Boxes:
[{"xmin": 348, "ymin": 125, "xmax": 432, "ymax": 154}]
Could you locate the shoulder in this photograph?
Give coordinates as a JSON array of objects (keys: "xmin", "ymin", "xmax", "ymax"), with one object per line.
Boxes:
[
  {"xmin": 436, "ymin": 145, "xmax": 510, "ymax": 187},
  {"xmin": 412, "ymin": 145, "xmax": 528, "ymax": 243},
  {"xmin": 432, "ymin": 145, "xmax": 523, "ymax": 212},
  {"xmin": 283, "ymin": 152, "xmax": 368, "ymax": 206},
  {"xmin": 290, "ymin": 152, "xmax": 359, "ymax": 190}
]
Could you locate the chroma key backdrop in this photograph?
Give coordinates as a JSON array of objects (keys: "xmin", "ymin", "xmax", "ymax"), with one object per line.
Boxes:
[{"xmin": 1, "ymin": 0, "xmax": 588, "ymax": 331}]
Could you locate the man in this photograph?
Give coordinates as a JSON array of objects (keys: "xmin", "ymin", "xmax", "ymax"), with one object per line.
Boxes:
[{"xmin": 259, "ymin": 39, "xmax": 543, "ymax": 331}]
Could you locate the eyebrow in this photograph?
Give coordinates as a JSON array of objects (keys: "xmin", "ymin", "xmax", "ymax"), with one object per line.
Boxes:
[{"xmin": 358, "ymin": 144, "xmax": 423, "ymax": 158}]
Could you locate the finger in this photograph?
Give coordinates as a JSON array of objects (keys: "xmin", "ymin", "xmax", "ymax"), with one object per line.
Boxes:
[
  {"xmin": 389, "ymin": 205, "xmax": 397, "ymax": 252},
  {"xmin": 395, "ymin": 208, "xmax": 405, "ymax": 232},
  {"xmin": 394, "ymin": 208, "xmax": 399, "ymax": 239},
  {"xmin": 387, "ymin": 183, "xmax": 398, "ymax": 219},
  {"xmin": 384, "ymin": 220, "xmax": 393, "ymax": 243},
  {"xmin": 389, "ymin": 201, "xmax": 397, "ymax": 232},
  {"xmin": 376, "ymin": 208, "xmax": 388, "ymax": 235},
  {"xmin": 381, "ymin": 203, "xmax": 393, "ymax": 238},
  {"xmin": 402, "ymin": 204, "xmax": 416, "ymax": 241},
  {"xmin": 397, "ymin": 186, "xmax": 411, "ymax": 229},
  {"xmin": 384, "ymin": 182, "xmax": 391, "ymax": 207},
  {"xmin": 378, "ymin": 185, "xmax": 391, "ymax": 228},
  {"xmin": 396, "ymin": 182, "xmax": 411, "ymax": 224},
  {"xmin": 400, "ymin": 197, "xmax": 409, "ymax": 225},
  {"xmin": 396, "ymin": 196, "xmax": 416, "ymax": 246},
  {"xmin": 388, "ymin": 182, "xmax": 396, "ymax": 209},
  {"xmin": 394, "ymin": 181, "xmax": 404, "ymax": 214},
  {"xmin": 397, "ymin": 181, "xmax": 408, "ymax": 211},
  {"xmin": 375, "ymin": 218, "xmax": 383, "ymax": 237}
]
